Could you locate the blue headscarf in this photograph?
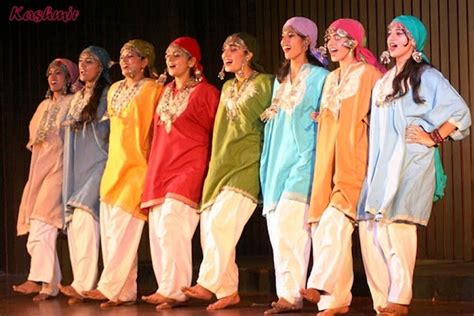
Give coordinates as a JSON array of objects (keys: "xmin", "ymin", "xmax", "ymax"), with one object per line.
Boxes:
[{"xmin": 81, "ymin": 46, "xmax": 113, "ymax": 83}]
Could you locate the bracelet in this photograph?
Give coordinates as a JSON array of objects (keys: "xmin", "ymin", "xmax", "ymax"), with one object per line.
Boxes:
[{"xmin": 429, "ymin": 129, "xmax": 444, "ymax": 145}]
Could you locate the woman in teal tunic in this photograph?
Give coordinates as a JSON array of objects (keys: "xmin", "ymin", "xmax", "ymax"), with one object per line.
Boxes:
[{"xmin": 259, "ymin": 16, "xmax": 328, "ymax": 313}]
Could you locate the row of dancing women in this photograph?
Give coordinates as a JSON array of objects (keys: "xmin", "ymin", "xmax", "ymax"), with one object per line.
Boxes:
[{"xmin": 13, "ymin": 14, "xmax": 471, "ymax": 315}]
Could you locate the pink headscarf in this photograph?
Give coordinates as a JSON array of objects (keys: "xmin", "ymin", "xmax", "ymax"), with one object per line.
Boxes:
[
  {"xmin": 328, "ymin": 19, "xmax": 386, "ymax": 73},
  {"xmin": 47, "ymin": 58, "xmax": 82, "ymax": 92}
]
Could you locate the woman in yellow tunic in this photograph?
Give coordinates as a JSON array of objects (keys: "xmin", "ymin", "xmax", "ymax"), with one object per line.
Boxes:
[
  {"xmin": 82, "ymin": 40, "xmax": 163, "ymax": 307},
  {"xmin": 300, "ymin": 19, "xmax": 383, "ymax": 315}
]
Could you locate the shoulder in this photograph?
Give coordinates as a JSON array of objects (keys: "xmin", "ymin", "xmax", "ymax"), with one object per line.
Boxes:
[
  {"xmin": 195, "ymin": 81, "xmax": 219, "ymax": 95},
  {"xmin": 308, "ymin": 64, "xmax": 329, "ymax": 77}
]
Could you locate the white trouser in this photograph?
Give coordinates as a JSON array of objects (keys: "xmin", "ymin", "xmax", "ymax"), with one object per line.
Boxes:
[
  {"xmin": 67, "ymin": 208, "xmax": 100, "ymax": 294},
  {"xmin": 149, "ymin": 198, "xmax": 199, "ymax": 302},
  {"xmin": 197, "ymin": 190, "xmax": 256, "ymax": 299},
  {"xmin": 27, "ymin": 219, "xmax": 61, "ymax": 296},
  {"xmin": 266, "ymin": 199, "xmax": 311, "ymax": 307},
  {"xmin": 97, "ymin": 202, "xmax": 144, "ymax": 302},
  {"xmin": 307, "ymin": 206, "xmax": 354, "ymax": 311},
  {"xmin": 359, "ymin": 220, "xmax": 417, "ymax": 311}
]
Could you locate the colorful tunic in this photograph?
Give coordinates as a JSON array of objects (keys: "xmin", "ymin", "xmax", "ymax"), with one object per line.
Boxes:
[
  {"xmin": 63, "ymin": 88, "xmax": 110, "ymax": 225},
  {"xmin": 308, "ymin": 62, "xmax": 382, "ymax": 223},
  {"xmin": 260, "ymin": 64, "xmax": 328, "ymax": 215},
  {"xmin": 100, "ymin": 79, "xmax": 163, "ymax": 221},
  {"xmin": 141, "ymin": 81, "xmax": 219, "ymax": 212},
  {"xmin": 201, "ymin": 73, "xmax": 274, "ymax": 211},
  {"xmin": 358, "ymin": 67, "xmax": 471, "ymax": 225},
  {"xmin": 17, "ymin": 95, "xmax": 74, "ymax": 235}
]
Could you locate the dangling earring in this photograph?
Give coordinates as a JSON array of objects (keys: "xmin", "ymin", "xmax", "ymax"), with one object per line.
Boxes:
[
  {"xmin": 157, "ymin": 68, "xmax": 168, "ymax": 84},
  {"xmin": 45, "ymin": 88, "xmax": 52, "ymax": 99},
  {"xmin": 218, "ymin": 64, "xmax": 225, "ymax": 80},
  {"xmin": 411, "ymin": 50, "xmax": 423, "ymax": 63},
  {"xmin": 194, "ymin": 66, "xmax": 203, "ymax": 82},
  {"xmin": 379, "ymin": 50, "xmax": 391, "ymax": 65},
  {"xmin": 62, "ymin": 83, "xmax": 68, "ymax": 95}
]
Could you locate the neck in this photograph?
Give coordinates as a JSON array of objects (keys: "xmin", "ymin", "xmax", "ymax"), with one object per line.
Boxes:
[
  {"xmin": 174, "ymin": 73, "xmax": 191, "ymax": 90},
  {"xmin": 235, "ymin": 66, "xmax": 254, "ymax": 83},
  {"xmin": 125, "ymin": 73, "xmax": 145, "ymax": 87},
  {"xmin": 395, "ymin": 52, "xmax": 411, "ymax": 74},
  {"xmin": 290, "ymin": 56, "xmax": 307, "ymax": 81},
  {"xmin": 339, "ymin": 52, "xmax": 357, "ymax": 69},
  {"xmin": 52, "ymin": 91, "xmax": 63, "ymax": 100},
  {"xmin": 85, "ymin": 77, "xmax": 99, "ymax": 90}
]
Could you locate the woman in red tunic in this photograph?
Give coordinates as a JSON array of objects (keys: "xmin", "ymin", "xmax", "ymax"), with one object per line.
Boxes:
[{"xmin": 140, "ymin": 37, "xmax": 220, "ymax": 310}]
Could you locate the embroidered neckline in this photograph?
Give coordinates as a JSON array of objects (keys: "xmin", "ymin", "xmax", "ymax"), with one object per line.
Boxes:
[
  {"xmin": 108, "ymin": 79, "xmax": 146, "ymax": 117},
  {"xmin": 156, "ymin": 80, "xmax": 198, "ymax": 133},
  {"xmin": 63, "ymin": 86, "xmax": 93, "ymax": 126},
  {"xmin": 223, "ymin": 71, "xmax": 259, "ymax": 120},
  {"xmin": 34, "ymin": 96, "xmax": 65, "ymax": 145},
  {"xmin": 260, "ymin": 64, "xmax": 310, "ymax": 122},
  {"xmin": 375, "ymin": 67, "xmax": 397, "ymax": 107}
]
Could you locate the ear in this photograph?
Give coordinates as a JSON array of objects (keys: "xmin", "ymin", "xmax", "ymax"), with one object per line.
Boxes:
[
  {"xmin": 352, "ymin": 39, "xmax": 359, "ymax": 49},
  {"xmin": 141, "ymin": 57, "xmax": 149, "ymax": 69},
  {"xmin": 188, "ymin": 56, "xmax": 197, "ymax": 68},
  {"xmin": 245, "ymin": 51, "xmax": 254, "ymax": 62}
]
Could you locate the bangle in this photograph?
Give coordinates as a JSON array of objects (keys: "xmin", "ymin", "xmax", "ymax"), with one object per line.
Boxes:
[{"xmin": 430, "ymin": 129, "xmax": 444, "ymax": 145}]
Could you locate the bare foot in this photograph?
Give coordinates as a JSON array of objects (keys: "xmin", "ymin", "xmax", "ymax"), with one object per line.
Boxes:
[
  {"xmin": 82, "ymin": 289, "xmax": 107, "ymax": 301},
  {"xmin": 378, "ymin": 302, "xmax": 409, "ymax": 315},
  {"xmin": 156, "ymin": 299, "xmax": 188, "ymax": 310},
  {"xmin": 300, "ymin": 288, "xmax": 321, "ymax": 304},
  {"xmin": 59, "ymin": 284, "xmax": 82, "ymax": 298},
  {"xmin": 264, "ymin": 297, "xmax": 300, "ymax": 314},
  {"xmin": 12, "ymin": 280, "xmax": 41, "ymax": 294},
  {"xmin": 317, "ymin": 306, "xmax": 350, "ymax": 315},
  {"xmin": 181, "ymin": 284, "xmax": 213, "ymax": 301},
  {"xmin": 207, "ymin": 293, "xmax": 240, "ymax": 310},
  {"xmin": 68, "ymin": 297, "xmax": 84, "ymax": 305},
  {"xmin": 32, "ymin": 293, "xmax": 51, "ymax": 302},
  {"xmin": 142, "ymin": 292, "xmax": 168, "ymax": 304},
  {"xmin": 100, "ymin": 300, "xmax": 136, "ymax": 308}
]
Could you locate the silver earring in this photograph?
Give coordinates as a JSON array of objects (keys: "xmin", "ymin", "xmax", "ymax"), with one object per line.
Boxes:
[
  {"xmin": 379, "ymin": 50, "xmax": 391, "ymax": 65},
  {"xmin": 412, "ymin": 50, "xmax": 423, "ymax": 63},
  {"xmin": 157, "ymin": 68, "xmax": 167, "ymax": 84},
  {"xmin": 194, "ymin": 67, "xmax": 203, "ymax": 82},
  {"xmin": 218, "ymin": 64, "xmax": 225, "ymax": 80}
]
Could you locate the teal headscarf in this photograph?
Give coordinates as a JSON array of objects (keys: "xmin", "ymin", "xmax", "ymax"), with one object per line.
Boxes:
[
  {"xmin": 391, "ymin": 15, "xmax": 430, "ymax": 63},
  {"xmin": 81, "ymin": 46, "xmax": 113, "ymax": 84}
]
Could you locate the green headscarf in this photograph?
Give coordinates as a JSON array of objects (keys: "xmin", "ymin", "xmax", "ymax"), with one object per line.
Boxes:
[
  {"xmin": 391, "ymin": 15, "xmax": 430, "ymax": 63},
  {"xmin": 121, "ymin": 39, "xmax": 158, "ymax": 78}
]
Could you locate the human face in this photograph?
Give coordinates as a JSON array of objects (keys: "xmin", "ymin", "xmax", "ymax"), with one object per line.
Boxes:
[
  {"xmin": 325, "ymin": 29, "xmax": 353, "ymax": 63},
  {"xmin": 47, "ymin": 65, "xmax": 67, "ymax": 93},
  {"xmin": 78, "ymin": 52, "xmax": 102, "ymax": 83},
  {"xmin": 165, "ymin": 45, "xmax": 194, "ymax": 79},
  {"xmin": 119, "ymin": 48, "xmax": 147, "ymax": 79},
  {"xmin": 221, "ymin": 39, "xmax": 248, "ymax": 74},
  {"xmin": 386, "ymin": 23, "xmax": 414, "ymax": 61},
  {"xmin": 280, "ymin": 26, "xmax": 308, "ymax": 62}
]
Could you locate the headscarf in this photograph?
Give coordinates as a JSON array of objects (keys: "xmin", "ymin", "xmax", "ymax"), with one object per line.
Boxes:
[
  {"xmin": 327, "ymin": 18, "xmax": 386, "ymax": 73},
  {"xmin": 223, "ymin": 32, "xmax": 266, "ymax": 73},
  {"xmin": 46, "ymin": 58, "xmax": 81, "ymax": 93},
  {"xmin": 391, "ymin": 15, "xmax": 429, "ymax": 63},
  {"xmin": 171, "ymin": 37, "xmax": 203, "ymax": 72},
  {"xmin": 283, "ymin": 16, "xmax": 328, "ymax": 66},
  {"xmin": 121, "ymin": 39, "xmax": 158, "ymax": 78},
  {"xmin": 81, "ymin": 46, "xmax": 113, "ymax": 83}
]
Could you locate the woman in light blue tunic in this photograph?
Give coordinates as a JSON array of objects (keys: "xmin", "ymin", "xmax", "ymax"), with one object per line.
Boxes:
[
  {"xmin": 59, "ymin": 46, "xmax": 111, "ymax": 304},
  {"xmin": 358, "ymin": 15, "xmax": 471, "ymax": 315},
  {"xmin": 259, "ymin": 16, "xmax": 328, "ymax": 313}
]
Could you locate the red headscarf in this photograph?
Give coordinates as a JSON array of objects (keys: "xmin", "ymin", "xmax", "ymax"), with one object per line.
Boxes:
[
  {"xmin": 328, "ymin": 19, "xmax": 386, "ymax": 73},
  {"xmin": 171, "ymin": 37, "xmax": 203, "ymax": 73}
]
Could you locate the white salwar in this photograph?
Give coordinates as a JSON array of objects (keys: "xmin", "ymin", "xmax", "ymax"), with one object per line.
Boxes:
[
  {"xmin": 149, "ymin": 198, "xmax": 199, "ymax": 302},
  {"xmin": 307, "ymin": 206, "xmax": 354, "ymax": 311},
  {"xmin": 97, "ymin": 202, "xmax": 144, "ymax": 302},
  {"xmin": 27, "ymin": 219, "xmax": 62, "ymax": 296},
  {"xmin": 197, "ymin": 190, "xmax": 255, "ymax": 299},
  {"xmin": 358, "ymin": 220, "xmax": 417, "ymax": 311},
  {"xmin": 67, "ymin": 208, "xmax": 100, "ymax": 294},
  {"xmin": 265, "ymin": 199, "xmax": 311, "ymax": 307}
]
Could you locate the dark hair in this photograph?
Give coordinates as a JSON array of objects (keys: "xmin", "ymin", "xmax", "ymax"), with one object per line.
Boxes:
[
  {"xmin": 74, "ymin": 76, "xmax": 109, "ymax": 128},
  {"xmin": 387, "ymin": 58, "xmax": 430, "ymax": 104},
  {"xmin": 276, "ymin": 50, "xmax": 325, "ymax": 83}
]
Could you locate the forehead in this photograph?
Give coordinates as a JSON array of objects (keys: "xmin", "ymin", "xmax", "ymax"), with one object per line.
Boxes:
[
  {"xmin": 166, "ymin": 44, "xmax": 188, "ymax": 55},
  {"xmin": 48, "ymin": 64, "xmax": 65, "ymax": 73},
  {"xmin": 282, "ymin": 25, "xmax": 298, "ymax": 34},
  {"xmin": 388, "ymin": 22, "xmax": 405, "ymax": 31},
  {"xmin": 79, "ymin": 51, "xmax": 98, "ymax": 60},
  {"xmin": 223, "ymin": 36, "xmax": 246, "ymax": 49},
  {"xmin": 120, "ymin": 46, "xmax": 141, "ymax": 57}
]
